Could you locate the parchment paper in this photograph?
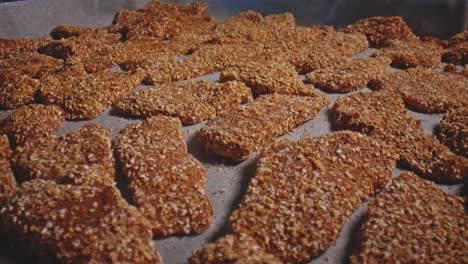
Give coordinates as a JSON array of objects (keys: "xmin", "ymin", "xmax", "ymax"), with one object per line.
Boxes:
[{"xmin": 0, "ymin": 1, "xmax": 464, "ymax": 263}]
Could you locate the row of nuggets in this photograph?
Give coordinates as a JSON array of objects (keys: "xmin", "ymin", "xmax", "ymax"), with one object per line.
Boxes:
[{"xmin": 0, "ymin": 0, "xmax": 467, "ymax": 263}]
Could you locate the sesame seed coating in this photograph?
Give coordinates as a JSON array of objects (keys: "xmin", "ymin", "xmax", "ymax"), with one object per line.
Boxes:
[
  {"xmin": 0, "ymin": 38, "xmax": 52, "ymax": 56},
  {"xmin": 39, "ymin": 62, "xmax": 144, "ymax": 120},
  {"xmin": 369, "ymin": 67, "xmax": 468, "ymax": 113},
  {"xmin": 0, "ymin": 47, "xmax": 63, "ymax": 109},
  {"xmin": 0, "ymin": 104, "xmax": 64, "ymax": 147},
  {"xmin": 114, "ymin": 116, "xmax": 213, "ymax": 236},
  {"xmin": 220, "ymin": 55, "xmax": 320, "ymax": 96},
  {"xmin": 211, "ymin": 11, "xmax": 296, "ymax": 44},
  {"xmin": 340, "ymin": 16, "xmax": 418, "ymax": 48},
  {"xmin": 284, "ymin": 31, "xmax": 369, "ymax": 74},
  {"xmin": 442, "ymin": 31, "xmax": 467, "ymax": 65},
  {"xmin": 115, "ymin": 80, "xmax": 253, "ymax": 125},
  {"xmin": 0, "ymin": 52, "xmax": 63, "ymax": 80},
  {"xmin": 0, "ymin": 135, "xmax": 16, "ymax": 203},
  {"xmin": 13, "ymin": 122, "xmax": 115, "ymax": 186},
  {"xmin": 37, "ymin": 29, "xmax": 121, "ymax": 60},
  {"xmin": 190, "ymin": 234, "xmax": 282, "ymax": 264},
  {"xmin": 0, "ymin": 179, "xmax": 161, "ymax": 263},
  {"xmin": 50, "ymin": 25, "xmax": 92, "ymax": 40},
  {"xmin": 111, "ymin": 0, "xmax": 215, "ymax": 41},
  {"xmin": 139, "ymin": 43, "xmax": 264, "ymax": 85},
  {"xmin": 332, "ymin": 91, "xmax": 467, "ymax": 183},
  {"xmin": 351, "ymin": 172, "xmax": 467, "ymax": 264},
  {"xmin": 438, "ymin": 106, "xmax": 467, "ymax": 158},
  {"xmin": 197, "ymin": 93, "xmax": 330, "ymax": 161},
  {"xmin": 80, "ymin": 38, "xmax": 163, "ymax": 73},
  {"xmin": 305, "ymin": 57, "xmax": 391, "ymax": 93},
  {"xmin": 374, "ymin": 39, "xmax": 443, "ymax": 68},
  {"xmin": 229, "ymin": 131, "xmax": 396, "ymax": 263},
  {"xmin": 0, "ymin": 75, "xmax": 40, "ymax": 109}
]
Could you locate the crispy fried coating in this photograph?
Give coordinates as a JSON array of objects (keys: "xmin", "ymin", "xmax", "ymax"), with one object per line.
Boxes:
[
  {"xmin": 0, "ymin": 135, "xmax": 16, "ymax": 203},
  {"xmin": 138, "ymin": 43, "xmax": 264, "ymax": 84},
  {"xmin": 220, "ymin": 55, "xmax": 320, "ymax": 96},
  {"xmin": 341, "ymin": 16, "xmax": 418, "ymax": 48},
  {"xmin": 13, "ymin": 123, "xmax": 115, "ymax": 186},
  {"xmin": 229, "ymin": 131, "xmax": 396, "ymax": 263},
  {"xmin": 351, "ymin": 172, "xmax": 467, "ymax": 264},
  {"xmin": 0, "ymin": 104, "xmax": 64, "ymax": 147},
  {"xmin": 40, "ymin": 62, "xmax": 143, "ymax": 120},
  {"xmin": 438, "ymin": 107, "xmax": 467, "ymax": 158},
  {"xmin": 114, "ymin": 116, "xmax": 213, "ymax": 236},
  {"xmin": 197, "ymin": 93, "xmax": 330, "ymax": 161},
  {"xmin": 50, "ymin": 24, "xmax": 92, "ymax": 39},
  {"xmin": 0, "ymin": 179, "xmax": 161, "ymax": 263},
  {"xmin": 369, "ymin": 67, "xmax": 468, "ymax": 113},
  {"xmin": 443, "ymin": 63, "xmax": 468, "ymax": 77},
  {"xmin": 37, "ymin": 29, "xmax": 121, "ymax": 60},
  {"xmin": 305, "ymin": 57, "xmax": 391, "ymax": 93},
  {"xmin": 0, "ymin": 52, "xmax": 62, "ymax": 80},
  {"xmin": 211, "ymin": 11, "xmax": 296, "ymax": 44},
  {"xmin": 285, "ymin": 31, "xmax": 369, "ymax": 74},
  {"xmin": 115, "ymin": 80, "xmax": 252, "ymax": 125},
  {"xmin": 332, "ymin": 91, "xmax": 467, "ymax": 183},
  {"xmin": 443, "ymin": 42, "xmax": 468, "ymax": 65},
  {"xmin": 0, "ymin": 75, "xmax": 40, "ymax": 109},
  {"xmin": 80, "ymin": 38, "xmax": 163, "ymax": 72},
  {"xmin": 111, "ymin": 0, "xmax": 215, "ymax": 41},
  {"xmin": 374, "ymin": 39, "xmax": 443, "ymax": 68},
  {"xmin": 0, "ymin": 50, "xmax": 63, "ymax": 109},
  {"xmin": 0, "ymin": 38, "xmax": 52, "ymax": 56},
  {"xmin": 442, "ymin": 31, "xmax": 467, "ymax": 65},
  {"xmin": 190, "ymin": 234, "xmax": 282, "ymax": 264}
]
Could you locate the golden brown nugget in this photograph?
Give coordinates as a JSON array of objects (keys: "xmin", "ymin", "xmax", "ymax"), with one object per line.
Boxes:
[
  {"xmin": 111, "ymin": 1, "xmax": 215, "ymax": 41},
  {"xmin": 351, "ymin": 172, "xmax": 467, "ymax": 264},
  {"xmin": 0, "ymin": 75, "xmax": 40, "ymax": 109},
  {"xmin": 443, "ymin": 63, "xmax": 468, "ymax": 77},
  {"xmin": 305, "ymin": 57, "xmax": 391, "ymax": 93},
  {"xmin": 0, "ymin": 135, "xmax": 16, "ymax": 203},
  {"xmin": 443, "ymin": 42, "xmax": 468, "ymax": 65},
  {"xmin": 340, "ymin": 16, "xmax": 418, "ymax": 48},
  {"xmin": 0, "ymin": 52, "xmax": 63, "ymax": 79},
  {"xmin": 369, "ymin": 67, "xmax": 468, "ymax": 113},
  {"xmin": 332, "ymin": 91, "xmax": 467, "ymax": 183},
  {"xmin": 119, "ymin": 32, "xmax": 213, "ymax": 72},
  {"xmin": 124, "ymin": 14, "xmax": 217, "ymax": 41},
  {"xmin": 220, "ymin": 55, "xmax": 320, "ymax": 96},
  {"xmin": 80, "ymin": 38, "xmax": 163, "ymax": 72},
  {"xmin": 190, "ymin": 234, "xmax": 282, "ymax": 264},
  {"xmin": 0, "ymin": 104, "xmax": 64, "ymax": 147},
  {"xmin": 442, "ymin": 31, "xmax": 467, "ymax": 65},
  {"xmin": 286, "ymin": 31, "xmax": 369, "ymax": 74},
  {"xmin": 114, "ymin": 116, "xmax": 213, "ymax": 236},
  {"xmin": 229, "ymin": 131, "xmax": 396, "ymax": 263},
  {"xmin": 13, "ymin": 123, "xmax": 115, "ymax": 186},
  {"xmin": 50, "ymin": 24, "xmax": 92, "ymax": 39},
  {"xmin": 37, "ymin": 29, "xmax": 121, "ymax": 60},
  {"xmin": 0, "ymin": 179, "xmax": 161, "ymax": 263},
  {"xmin": 438, "ymin": 107, "xmax": 467, "ymax": 158},
  {"xmin": 263, "ymin": 25, "xmax": 334, "ymax": 50},
  {"xmin": 115, "ymin": 80, "xmax": 253, "ymax": 125},
  {"xmin": 211, "ymin": 11, "xmax": 296, "ymax": 44},
  {"xmin": 197, "ymin": 93, "xmax": 330, "ymax": 161},
  {"xmin": 0, "ymin": 38, "xmax": 52, "ymax": 56},
  {"xmin": 373, "ymin": 39, "xmax": 443, "ymax": 68},
  {"xmin": 138, "ymin": 43, "xmax": 264, "ymax": 85},
  {"xmin": 40, "ymin": 63, "xmax": 143, "ymax": 120}
]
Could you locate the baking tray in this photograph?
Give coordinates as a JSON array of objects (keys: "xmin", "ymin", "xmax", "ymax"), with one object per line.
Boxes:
[{"xmin": 0, "ymin": 1, "xmax": 464, "ymax": 263}]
